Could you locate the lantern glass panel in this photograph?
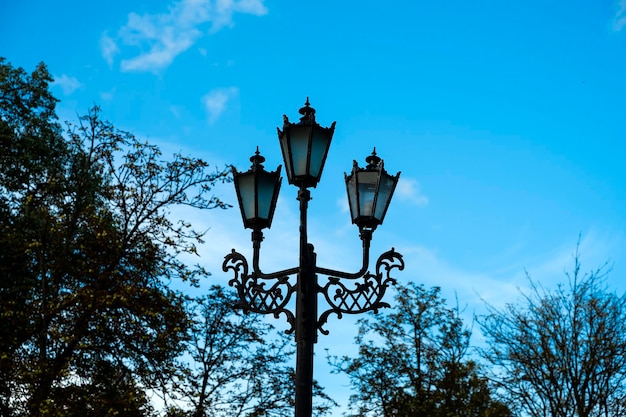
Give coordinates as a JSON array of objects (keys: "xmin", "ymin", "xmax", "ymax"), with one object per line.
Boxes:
[
  {"xmin": 374, "ymin": 173, "xmax": 396, "ymax": 221},
  {"xmin": 237, "ymin": 174, "xmax": 256, "ymax": 221},
  {"xmin": 309, "ymin": 127, "xmax": 331, "ymax": 179},
  {"xmin": 346, "ymin": 173, "xmax": 358, "ymax": 222},
  {"xmin": 257, "ymin": 172, "xmax": 277, "ymax": 220},
  {"xmin": 278, "ymin": 135, "xmax": 292, "ymax": 180},
  {"xmin": 357, "ymin": 171, "xmax": 379, "ymax": 217},
  {"xmin": 289, "ymin": 125, "xmax": 311, "ymax": 177}
]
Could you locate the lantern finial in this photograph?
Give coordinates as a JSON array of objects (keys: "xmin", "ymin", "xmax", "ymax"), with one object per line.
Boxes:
[
  {"xmin": 250, "ymin": 147, "xmax": 266, "ymax": 170},
  {"xmin": 299, "ymin": 97, "xmax": 316, "ymax": 123},
  {"xmin": 365, "ymin": 148, "xmax": 381, "ymax": 169}
]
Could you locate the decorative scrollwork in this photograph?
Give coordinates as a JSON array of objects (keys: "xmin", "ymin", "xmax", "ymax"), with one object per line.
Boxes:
[
  {"xmin": 376, "ymin": 248, "xmax": 405, "ymax": 278},
  {"xmin": 317, "ymin": 248, "xmax": 404, "ymax": 335},
  {"xmin": 223, "ymin": 249, "xmax": 297, "ymax": 333}
]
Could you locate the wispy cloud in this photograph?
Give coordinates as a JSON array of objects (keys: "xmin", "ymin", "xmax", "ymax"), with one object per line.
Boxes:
[
  {"xmin": 101, "ymin": 0, "xmax": 267, "ymax": 72},
  {"xmin": 395, "ymin": 177, "xmax": 429, "ymax": 207},
  {"xmin": 202, "ymin": 87, "xmax": 238, "ymax": 123},
  {"xmin": 52, "ymin": 74, "xmax": 82, "ymax": 95},
  {"xmin": 100, "ymin": 32, "xmax": 120, "ymax": 67},
  {"xmin": 396, "ymin": 235, "xmax": 604, "ymax": 325},
  {"xmin": 99, "ymin": 88, "xmax": 116, "ymax": 101},
  {"xmin": 614, "ymin": 0, "xmax": 626, "ymax": 31}
]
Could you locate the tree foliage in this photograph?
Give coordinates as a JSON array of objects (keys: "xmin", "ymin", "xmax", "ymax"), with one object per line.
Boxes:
[
  {"xmin": 162, "ymin": 286, "xmax": 335, "ymax": 417},
  {"xmin": 479, "ymin": 250, "xmax": 626, "ymax": 417},
  {"xmin": 329, "ymin": 282, "xmax": 510, "ymax": 417},
  {"xmin": 0, "ymin": 58, "xmax": 231, "ymax": 417}
]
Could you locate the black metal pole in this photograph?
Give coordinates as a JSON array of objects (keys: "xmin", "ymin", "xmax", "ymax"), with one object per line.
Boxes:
[{"xmin": 295, "ymin": 187, "xmax": 316, "ymax": 417}]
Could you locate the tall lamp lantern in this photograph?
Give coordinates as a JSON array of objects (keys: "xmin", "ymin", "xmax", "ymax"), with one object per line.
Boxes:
[{"xmin": 277, "ymin": 98, "xmax": 336, "ymax": 188}]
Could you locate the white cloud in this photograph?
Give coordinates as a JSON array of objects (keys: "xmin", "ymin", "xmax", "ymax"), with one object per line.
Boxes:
[
  {"xmin": 100, "ymin": 32, "xmax": 120, "ymax": 67},
  {"xmin": 52, "ymin": 74, "xmax": 82, "ymax": 95},
  {"xmin": 99, "ymin": 88, "xmax": 116, "ymax": 101},
  {"xmin": 614, "ymin": 0, "xmax": 626, "ymax": 31},
  {"xmin": 119, "ymin": 12, "xmax": 200, "ymax": 72},
  {"xmin": 395, "ymin": 177, "xmax": 428, "ymax": 207},
  {"xmin": 105, "ymin": 0, "xmax": 267, "ymax": 72},
  {"xmin": 170, "ymin": 105, "xmax": 183, "ymax": 118},
  {"xmin": 202, "ymin": 87, "xmax": 238, "ymax": 123},
  {"xmin": 211, "ymin": 0, "xmax": 268, "ymax": 31}
]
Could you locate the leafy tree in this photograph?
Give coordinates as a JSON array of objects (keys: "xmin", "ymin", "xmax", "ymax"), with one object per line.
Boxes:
[
  {"xmin": 163, "ymin": 285, "xmax": 335, "ymax": 417},
  {"xmin": 479, "ymin": 249, "xmax": 626, "ymax": 417},
  {"xmin": 329, "ymin": 282, "xmax": 510, "ymax": 417},
  {"xmin": 0, "ymin": 58, "xmax": 231, "ymax": 416}
]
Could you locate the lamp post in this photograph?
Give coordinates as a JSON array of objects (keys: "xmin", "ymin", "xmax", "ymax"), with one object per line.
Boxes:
[{"xmin": 223, "ymin": 99, "xmax": 404, "ymax": 417}]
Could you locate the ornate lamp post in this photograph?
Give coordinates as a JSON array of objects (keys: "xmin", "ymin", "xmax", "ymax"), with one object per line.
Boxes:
[{"xmin": 223, "ymin": 99, "xmax": 404, "ymax": 417}]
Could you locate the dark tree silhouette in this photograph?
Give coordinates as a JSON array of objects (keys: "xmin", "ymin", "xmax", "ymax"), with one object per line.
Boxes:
[
  {"xmin": 479, "ymin": 248, "xmax": 626, "ymax": 417},
  {"xmin": 329, "ymin": 282, "xmax": 510, "ymax": 417},
  {"xmin": 0, "ymin": 58, "xmax": 230, "ymax": 417},
  {"xmin": 162, "ymin": 286, "xmax": 335, "ymax": 417}
]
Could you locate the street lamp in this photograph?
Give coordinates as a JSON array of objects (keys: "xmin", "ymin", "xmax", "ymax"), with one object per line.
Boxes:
[
  {"xmin": 277, "ymin": 98, "xmax": 335, "ymax": 188},
  {"xmin": 345, "ymin": 148, "xmax": 400, "ymax": 232},
  {"xmin": 232, "ymin": 148, "xmax": 282, "ymax": 230},
  {"xmin": 223, "ymin": 99, "xmax": 404, "ymax": 417}
]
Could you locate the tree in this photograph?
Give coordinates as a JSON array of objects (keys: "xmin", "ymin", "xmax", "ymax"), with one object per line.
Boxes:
[
  {"xmin": 329, "ymin": 282, "xmax": 510, "ymax": 417},
  {"xmin": 0, "ymin": 58, "xmax": 231, "ymax": 416},
  {"xmin": 478, "ymin": 249, "xmax": 626, "ymax": 417},
  {"xmin": 162, "ymin": 286, "xmax": 336, "ymax": 417}
]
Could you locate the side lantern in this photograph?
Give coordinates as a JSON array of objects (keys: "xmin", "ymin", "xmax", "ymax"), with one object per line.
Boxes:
[
  {"xmin": 233, "ymin": 148, "xmax": 282, "ymax": 230},
  {"xmin": 345, "ymin": 149, "xmax": 400, "ymax": 231}
]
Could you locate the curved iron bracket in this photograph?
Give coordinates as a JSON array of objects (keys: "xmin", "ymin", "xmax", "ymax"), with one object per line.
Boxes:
[
  {"xmin": 224, "ymin": 247, "xmax": 404, "ymax": 337},
  {"xmin": 223, "ymin": 249, "xmax": 297, "ymax": 334},
  {"xmin": 317, "ymin": 248, "xmax": 404, "ymax": 335}
]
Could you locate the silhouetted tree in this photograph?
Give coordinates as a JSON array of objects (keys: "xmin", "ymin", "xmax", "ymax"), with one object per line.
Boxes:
[
  {"xmin": 163, "ymin": 286, "xmax": 336, "ymax": 417},
  {"xmin": 0, "ymin": 58, "xmax": 230, "ymax": 416},
  {"xmin": 329, "ymin": 282, "xmax": 510, "ymax": 417},
  {"xmin": 479, "ymin": 248, "xmax": 626, "ymax": 417}
]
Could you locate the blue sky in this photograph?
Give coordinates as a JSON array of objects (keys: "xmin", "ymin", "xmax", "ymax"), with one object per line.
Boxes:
[{"xmin": 3, "ymin": 0, "xmax": 626, "ymax": 413}]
